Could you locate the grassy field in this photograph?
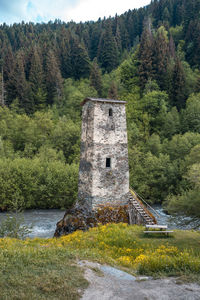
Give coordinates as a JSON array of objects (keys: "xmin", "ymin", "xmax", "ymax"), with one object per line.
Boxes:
[{"xmin": 0, "ymin": 224, "xmax": 200, "ymax": 299}]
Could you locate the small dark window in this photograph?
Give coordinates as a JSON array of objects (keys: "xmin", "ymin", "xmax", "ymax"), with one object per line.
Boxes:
[
  {"xmin": 109, "ymin": 108, "xmax": 113, "ymax": 117},
  {"xmin": 106, "ymin": 158, "xmax": 111, "ymax": 168}
]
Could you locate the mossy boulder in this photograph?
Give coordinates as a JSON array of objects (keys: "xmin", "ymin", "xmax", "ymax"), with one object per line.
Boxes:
[{"xmin": 54, "ymin": 204, "xmax": 129, "ymax": 237}]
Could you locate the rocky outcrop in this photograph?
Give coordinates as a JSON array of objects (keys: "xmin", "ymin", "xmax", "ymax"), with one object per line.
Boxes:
[
  {"xmin": 54, "ymin": 205, "xmax": 97, "ymax": 237},
  {"xmin": 54, "ymin": 204, "xmax": 130, "ymax": 237},
  {"xmin": 54, "ymin": 196, "xmax": 157, "ymax": 237}
]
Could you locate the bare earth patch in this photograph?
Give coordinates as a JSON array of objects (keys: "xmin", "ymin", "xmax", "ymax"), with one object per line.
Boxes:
[{"xmin": 79, "ymin": 261, "xmax": 200, "ymax": 300}]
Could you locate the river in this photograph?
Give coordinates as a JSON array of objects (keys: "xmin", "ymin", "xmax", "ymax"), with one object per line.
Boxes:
[{"xmin": 0, "ymin": 206, "xmax": 199, "ymax": 238}]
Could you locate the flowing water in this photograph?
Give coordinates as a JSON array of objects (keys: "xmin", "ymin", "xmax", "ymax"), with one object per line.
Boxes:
[
  {"xmin": 0, "ymin": 209, "xmax": 65, "ymax": 238},
  {"xmin": 152, "ymin": 205, "xmax": 200, "ymax": 230},
  {"xmin": 0, "ymin": 206, "xmax": 199, "ymax": 238}
]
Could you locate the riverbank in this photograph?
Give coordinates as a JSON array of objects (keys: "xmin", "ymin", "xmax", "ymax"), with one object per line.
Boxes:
[
  {"xmin": 0, "ymin": 224, "xmax": 200, "ymax": 299},
  {"xmin": 1, "ymin": 206, "xmax": 199, "ymax": 239}
]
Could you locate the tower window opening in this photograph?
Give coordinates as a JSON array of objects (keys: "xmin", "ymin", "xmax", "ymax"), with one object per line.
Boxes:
[
  {"xmin": 109, "ymin": 108, "xmax": 113, "ymax": 117},
  {"xmin": 106, "ymin": 158, "xmax": 111, "ymax": 168}
]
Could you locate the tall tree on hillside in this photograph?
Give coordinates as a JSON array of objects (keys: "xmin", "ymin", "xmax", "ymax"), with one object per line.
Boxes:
[
  {"xmin": 89, "ymin": 22, "xmax": 102, "ymax": 60},
  {"xmin": 90, "ymin": 58, "xmax": 103, "ymax": 96},
  {"xmin": 185, "ymin": 20, "xmax": 200, "ymax": 67},
  {"xmin": 70, "ymin": 36, "xmax": 91, "ymax": 80},
  {"xmin": 6, "ymin": 50, "xmax": 31, "ymax": 112},
  {"xmin": 97, "ymin": 21, "xmax": 119, "ymax": 72},
  {"xmin": 45, "ymin": 49, "xmax": 63, "ymax": 105},
  {"xmin": 170, "ymin": 57, "xmax": 187, "ymax": 110},
  {"xmin": 169, "ymin": 34, "xmax": 176, "ymax": 58},
  {"xmin": 195, "ymin": 74, "xmax": 200, "ymax": 93},
  {"xmin": 118, "ymin": 17, "xmax": 130, "ymax": 50},
  {"xmin": 28, "ymin": 46, "xmax": 46, "ymax": 110},
  {"xmin": 138, "ymin": 18, "xmax": 154, "ymax": 90},
  {"xmin": 0, "ymin": 68, "xmax": 5, "ymax": 106},
  {"xmin": 153, "ymin": 26, "xmax": 170, "ymax": 90},
  {"xmin": 57, "ymin": 27, "xmax": 72, "ymax": 78},
  {"xmin": 1, "ymin": 43, "xmax": 14, "ymax": 83},
  {"xmin": 108, "ymin": 81, "xmax": 118, "ymax": 99},
  {"xmin": 113, "ymin": 15, "xmax": 122, "ymax": 54}
]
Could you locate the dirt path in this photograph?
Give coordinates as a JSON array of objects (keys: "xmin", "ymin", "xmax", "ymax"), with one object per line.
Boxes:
[{"xmin": 79, "ymin": 261, "xmax": 200, "ymax": 300}]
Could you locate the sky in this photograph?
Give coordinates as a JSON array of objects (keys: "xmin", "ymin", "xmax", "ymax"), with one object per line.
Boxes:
[{"xmin": 0, "ymin": 0, "xmax": 151, "ymax": 25}]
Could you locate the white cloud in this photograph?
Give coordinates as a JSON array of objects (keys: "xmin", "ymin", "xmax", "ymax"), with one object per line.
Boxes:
[
  {"xmin": 0, "ymin": 0, "xmax": 151, "ymax": 24},
  {"xmin": 64, "ymin": 0, "xmax": 151, "ymax": 22},
  {"xmin": 26, "ymin": 0, "xmax": 79, "ymax": 22}
]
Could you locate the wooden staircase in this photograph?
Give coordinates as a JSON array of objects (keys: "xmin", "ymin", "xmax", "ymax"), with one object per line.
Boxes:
[{"xmin": 128, "ymin": 189, "xmax": 157, "ymax": 225}]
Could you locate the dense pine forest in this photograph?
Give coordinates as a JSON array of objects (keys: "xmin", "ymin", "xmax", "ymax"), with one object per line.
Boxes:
[{"xmin": 0, "ymin": 0, "xmax": 200, "ymax": 221}]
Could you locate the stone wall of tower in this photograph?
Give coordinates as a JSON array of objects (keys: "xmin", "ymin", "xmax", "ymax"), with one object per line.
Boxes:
[
  {"xmin": 78, "ymin": 100, "xmax": 129, "ymax": 209},
  {"xmin": 78, "ymin": 101, "xmax": 95, "ymax": 208}
]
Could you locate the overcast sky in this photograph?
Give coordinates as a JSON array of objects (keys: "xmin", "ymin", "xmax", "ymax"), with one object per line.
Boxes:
[{"xmin": 0, "ymin": 0, "xmax": 151, "ymax": 25}]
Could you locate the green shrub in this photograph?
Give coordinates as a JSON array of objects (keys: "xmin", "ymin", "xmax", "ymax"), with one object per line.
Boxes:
[
  {"xmin": 0, "ymin": 212, "xmax": 31, "ymax": 239},
  {"xmin": 0, "ymin": 157, "xmax": 78, "ymax": 210}
]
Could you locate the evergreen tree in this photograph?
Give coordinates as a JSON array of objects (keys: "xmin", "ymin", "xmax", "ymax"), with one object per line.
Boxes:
[
  {"xmin": 45, "ymin": 49, "xmax": 63, "ymax": 105},
  {"xmin": 162, "ymin": 7, "xmax": 170, "ymax": 23},
  {"xmin": 89, "ymin": 22, "xmax": 102, "ymax": 60},
  {"xmin": 169, "ymin": 34, "xmax": 176, "ymax": 58},
  {"xmin": 195, "ymin": 74, "xmax": 200, "ymax": 93},
  {"xmin": 6, "ymin": 50, "xmax": 31, "ymax": 112},
  {"xmin": 1, "ymin": 43, "xmax": 14, "ymax": 83},
  {"xmin": 153, "ymin": 26, "xmax": 170, "ymax": 90},
  {"xmin": 170, "ymin": 57, "xmax": 187, "ymax": 110},
  {"xmin": 138, "ymin": 18, "xmax": 154, "ymax": 90},
  {"xmin": 97, "ymin": 21, "xmax": 119, "ymax": 72},
  {"xmin": 57, "ymin": 27, "xmax": 72, "ymax": 78},
  {"xmin": 118, "ymin": 17, "xmax": 130, "ymax": 50},
  {"xmin": 0, "ymin": 68, "xmax": 5, "ymax": 106},
  {"xmin": 108, "ymin": 81, "xmax": 118, "ymax": 99},
  {"xmin": 70, "ymin": 36, "xmax": 91, "ymax": 80},
  {"xmin": 89, "ymin": 58, "xmax": 103, "ymax": 96},
  {"xmin": 114, "ymin": 16, "xmax": 122, "ymax": 54},
  {"xmin": 28, "ymin": 46, "xmax": 46, "ymax": 110}
]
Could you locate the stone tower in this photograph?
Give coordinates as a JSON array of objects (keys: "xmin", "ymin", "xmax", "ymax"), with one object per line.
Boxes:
[{"xmin": 78, "ymin": 98, "xmax": 129, "ymax": 209}]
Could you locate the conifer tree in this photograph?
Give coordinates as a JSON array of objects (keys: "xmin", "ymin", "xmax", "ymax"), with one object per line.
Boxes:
[
  {"xmin": 2, "ymin": 43, "xmax": 14, "ymax": 89},
  {"xmin": 6, "ymin": 50, "xmax": 31, "ymax": 112},
  {"xmin": 169, "ymin": 34, "xmax": 176, "ymax": 58},
  {"xmin": 138, "ymin": 18, "xmax": 154, "ymax": 90},
  {"xmin": 153, "ymin": 26, "xmax": 169, "ymax": 90},
  {"xmin": 108, "ymin": 81, "xmax": 118, "ymax": 99},
  {"xmin": 90, "ymin": 58, "xmax": 103, "ymax": 96},
  {"xmin": 170, "ymin": 57, "xmax": 187, "ymax": 110},
  {"xmin": 114, "ymin": 17, "xmax": 122, "ymax": 54},
  {"xmin": 70, "ymin": 36, "xmax": 91, "ymax": 80},
  {"xmin": 0, "ymin": 68, "xmax": 5, "ymax": 107},
  {"xmin": 45, "ymin": 49, "xmax": 63, "ymax": 105},
  {"xmin": 57, "ymin": 27, "xmax": 72, "ymax": 78},
  {"xmin": 28, "ymin": 46, "xmax": 46, "ymax": 110},
  {"xmin": 89, "ymin": 22, "xmax": 102, "ymax": 60},
  {"xmin": 195, "ymin": 74, "xmax": 200, "ymax": 93},
  {"xmin": 118, "ymin": 17, "xmax": 130, "ymax": 50},
  {"xmin": 97, "ymin": 21, "xmax": 119, "ymax": 72}
]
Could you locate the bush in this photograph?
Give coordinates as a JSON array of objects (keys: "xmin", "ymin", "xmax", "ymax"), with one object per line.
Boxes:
[
  {"xmin": 0, "ymin": 157, "xmax": 78, "ymax": 210},
  {"xmin": 0, "ymin": 212, "xmax": 31, "ymax": 239}
]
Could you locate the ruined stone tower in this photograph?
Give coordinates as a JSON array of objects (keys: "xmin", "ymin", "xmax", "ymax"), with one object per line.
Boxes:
[{"xmin": 78, "ymin": 98, "xmax": 129, "ymax": 209}]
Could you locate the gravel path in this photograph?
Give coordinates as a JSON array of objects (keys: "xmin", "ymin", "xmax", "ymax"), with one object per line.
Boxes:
[{"xmin": 79, "ymin": 260, "xmax": 200, "ymax": 300}]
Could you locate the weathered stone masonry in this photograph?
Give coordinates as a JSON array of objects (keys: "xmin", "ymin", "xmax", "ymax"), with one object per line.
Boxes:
[
  {"xmin": 54, "ymin": 97, "xmax": 156, "ymax": 237},
  {"xmin": 78, "ymin": 98, "xmax": 129, "ymax": 209}
]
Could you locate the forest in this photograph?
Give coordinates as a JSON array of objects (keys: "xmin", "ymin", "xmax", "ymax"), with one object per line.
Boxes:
[{"xmin": 0, "ymin": 0, "xmax": 200, "ymax": 221}]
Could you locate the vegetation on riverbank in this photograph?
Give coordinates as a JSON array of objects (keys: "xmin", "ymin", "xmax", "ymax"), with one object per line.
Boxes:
[{"xmin": 0, "ymin": 224, "xmax": 200, "ymax": 299}]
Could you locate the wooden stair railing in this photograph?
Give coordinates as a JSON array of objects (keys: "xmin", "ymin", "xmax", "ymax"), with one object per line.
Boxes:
[{"xmin": 129, "ymin": 188, "xmax": 157, "ymax": 225}]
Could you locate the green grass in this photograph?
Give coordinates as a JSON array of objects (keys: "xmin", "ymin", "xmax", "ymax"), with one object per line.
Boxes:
[
  {"xmin": 0, "ymin": 224, "xmax": 200, "ymax": 299},
  {"xmin": 0, "ymin": 240, "xmax": 88, "ymax": 300}
]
